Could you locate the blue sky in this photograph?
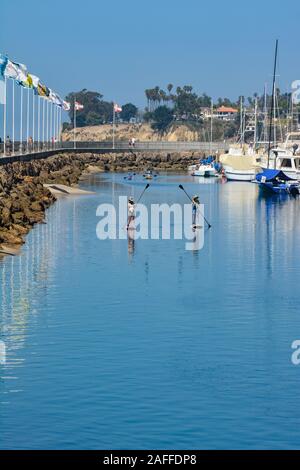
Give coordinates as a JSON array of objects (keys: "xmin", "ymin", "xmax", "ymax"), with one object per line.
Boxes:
[{"xmin": 1, "ymin": 0, "xmax": 300, "ymax": 107}]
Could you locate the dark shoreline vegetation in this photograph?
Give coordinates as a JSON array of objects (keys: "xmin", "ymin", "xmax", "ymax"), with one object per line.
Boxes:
[
  {"xmin": 0, "ymin": 152, "xmax": 198, "ymax": 253},
  {"xmin": 63, "ymin": 86, "xmax": 300, "ymax": 137}
]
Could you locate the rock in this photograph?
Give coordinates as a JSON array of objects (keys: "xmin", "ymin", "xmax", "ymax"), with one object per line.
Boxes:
[
  {"xmin": 11, "ymin": 224, "xmax": 30, "ymax": 235},
  {"xmin": 30, "ymin": 201, "xmax": 44, "ymax": 212},
  {"xmin": 0, "ymin": 229, "xmax": 24, "ymax": 245}
]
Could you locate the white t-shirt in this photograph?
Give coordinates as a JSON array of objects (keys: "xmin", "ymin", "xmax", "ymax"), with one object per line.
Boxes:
[{"xmin": 128, "ymin": 203, "xmax": 135, "ymax": 216}]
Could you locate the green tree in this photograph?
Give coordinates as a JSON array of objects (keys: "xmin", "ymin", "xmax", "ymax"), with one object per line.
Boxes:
[
  {"xmin": 167, "ymin": 83, "xmax": 173, "ymax": 94},
  {"xmin": 151, "ymin": 106, "xmax": 174, "ymax": 133},
  {"xmin": 65, "ymin": 89, "xmax": 114, "ymax": 126},
  {"xmin": 120, "ymin": 103, "xmax": 138, "ymax": 121}
]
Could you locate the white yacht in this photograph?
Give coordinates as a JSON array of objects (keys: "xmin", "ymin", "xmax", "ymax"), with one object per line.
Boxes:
[
  {"xmin": 220, "ymin": 145, "xmax": 261, "ymax": 181},
  {"xmin": 193, "ymin": 163, "xmax": 218, "ymax": 177},
  {"xmin": 260, "ymin": 133, "xmax": 300, "ymax": 180}
]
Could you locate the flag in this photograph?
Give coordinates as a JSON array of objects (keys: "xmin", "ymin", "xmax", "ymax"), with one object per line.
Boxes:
[
  {"xmin": 0, "ymin": 77, "xmax": 5, "ymax": 105},
  {"xmin": 63, "ymin": 100, "xmax": 71, "ymax": 111},
  {"xmin": 4, "ymin": 59, "xmax": 28, "ymax": 84},
  {"xmin": 19, "ymin": 73, "xmax": 33, "ymax": 88},
  {"xmin": 114, "ymin": 103, "xmax": 122, "ymax": 113},
  {"xmin": 37, "ymin": 82, "xmax": 50, "ymax": 98},
  {"xmin": 0, "ymin": 54, "xmax": 8, "ymax": 77},
  {"xmin": 75, "ymin": 101, "xmax": 84, "ymax": 111},
  {"xmin": 49, "ymin": 89, "xmax": 62, "ymax": 106},
  {"xmin": 55, "ymin": 93, "xmax": 63, "ymax": 107},
  {"xmin": 31, "ymin": 74, "xmax": 40, "ymax": 89}
]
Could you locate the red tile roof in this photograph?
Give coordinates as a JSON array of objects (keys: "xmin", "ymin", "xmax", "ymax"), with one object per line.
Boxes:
[{"xmin": 217, "ymin": 106, "xmax": 238, "ymax": 113}]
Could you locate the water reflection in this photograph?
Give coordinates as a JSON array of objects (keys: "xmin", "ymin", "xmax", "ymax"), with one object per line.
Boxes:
[
  {"xmin": 1, "ymin": 174, "xmax": 300, "ymax": 449},
  {"xmin": 127, "ymin": 228, "xmax": 136, "ymax": 259},
  {"xmin": 0, "ymin": 201, "xmax": 63, "ymax": 374}
]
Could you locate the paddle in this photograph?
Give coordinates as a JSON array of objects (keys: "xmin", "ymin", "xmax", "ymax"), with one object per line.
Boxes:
[
  {"xmin": 179, "ymin": 184, "xmax": 212, "ymax": 229},
  {"xmin": 137, "ymin": 183, "xmax": 150, "ymax": 203},
  {"xmin": 126, "ymin": 184, "xmax": 150, "ymax": 230}
]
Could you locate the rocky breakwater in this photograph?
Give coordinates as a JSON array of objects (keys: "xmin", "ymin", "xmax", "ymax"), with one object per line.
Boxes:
[
  {"xmin": 0, "ymin": 153, "xmax": 102, "ymax": 253},
  {"xmin": 97, "ymin": 151, "xmax": 199, "ymax": 173}
]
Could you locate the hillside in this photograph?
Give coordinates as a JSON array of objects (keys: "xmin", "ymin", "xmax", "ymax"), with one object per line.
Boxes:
[{"xmin": 62, "ymin": 123, "xmax": 202, "ymax": 142}]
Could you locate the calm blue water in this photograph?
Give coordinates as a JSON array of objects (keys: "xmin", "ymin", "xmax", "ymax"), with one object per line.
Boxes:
[{"xmin": 1, "ymin": 172, "xmax": 300, "ymax": 450}]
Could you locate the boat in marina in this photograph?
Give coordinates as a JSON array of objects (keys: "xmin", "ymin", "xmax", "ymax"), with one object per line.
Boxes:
[
  {"xmin": 220, "ymin": 145, "xmax": 261, "ymax": 181},
  {"xmin": 255, "ymin": 169, "xmax": 300, "ymax": 195},
  {"xmin": 260, "ymin": 150, "xmax": 300, "ymax": 180},
  {"xmin": 259, "ymin": 133, "xmax": 300, "ymax": 180},
  {"xmin": 188, "ymin": 163, "xmax": 198, "ymax": 173},
  {"xmin": 143, "ymin": 169, "xmax": 157, "ymax": 180},
  {"xmin": 220, "ymin": 97, "xmax": 262, "ymax": 181},
  {"xmin": 192, "ymin": 156, "xmax": 219, "ymax": 177},
  {"xmin": 193, "ymin": 162, "xmax": 218, "ymax": 177}
]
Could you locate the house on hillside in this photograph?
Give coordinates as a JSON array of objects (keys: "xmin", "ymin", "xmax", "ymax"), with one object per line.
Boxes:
[{"xmin": 215, "ymin": 106, "xmax": 238, "ymax": 121}]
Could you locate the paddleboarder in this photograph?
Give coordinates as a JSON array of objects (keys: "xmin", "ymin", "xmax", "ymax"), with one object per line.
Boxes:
[
  {"xmin": 192, "ymin": 195, "xmax": 200, "ymax": 228},
  {"xmin": 127, "ymin": 197, "xmax": 135, "ymax": 229}
]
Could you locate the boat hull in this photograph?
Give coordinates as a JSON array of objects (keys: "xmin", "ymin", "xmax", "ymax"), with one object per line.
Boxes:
[
  {"xmin": 193, "ymin": 167, "xmax": 218, "ymax": 177},
  {"xmin": 224, "ymin": 169, "xmax": 256, "ymax": 181}
]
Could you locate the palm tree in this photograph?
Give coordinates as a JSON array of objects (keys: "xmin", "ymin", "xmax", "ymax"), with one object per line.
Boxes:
[
  {"xmin": 167, "ymin": 83, "xmax": 173, "ymax": 94},
  {"xmin": 160, "ymin": 89, "xmax": 167, "ymax": 105},
  {"xmin": 153, "ymin": 86, "xmax": 160, "ymax": 109},
  {"xmin": 145, "ymin": 89, "xmax": 151, "ymax": 110},
  {"xmin": 183, "ymin": 85, "xmax": 193, "ymax": 93}
]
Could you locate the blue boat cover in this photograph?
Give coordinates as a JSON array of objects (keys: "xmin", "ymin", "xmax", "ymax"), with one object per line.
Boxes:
[{"xmin": 256, "ymin": 169, "xmax": 293, "ymax": 182}]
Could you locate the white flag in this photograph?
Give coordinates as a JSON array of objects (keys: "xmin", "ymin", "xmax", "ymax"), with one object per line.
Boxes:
[
  {"xmin": 0, "ymin": 78, "xmax": 5, "ymax": 105},
  {"xmin": 31, "ymin": 74, "xmax": 40, "ymax": 89},
  {"xmin": 114, "ymin": 103, "xmax": 122, "ymax": 113},
  {"xmin": 75, "ymin": 101, "xmax": 84, "ymax": 111},
  {"xmin": 63, "ymin": 101, "xmax": 71, "ymax": 111}
]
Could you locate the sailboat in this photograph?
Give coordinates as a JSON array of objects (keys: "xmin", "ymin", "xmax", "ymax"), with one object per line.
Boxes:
[
  {"xmin": 220, "ymin": 98, "xmax": 261, "ymax": 181},
  {"xmin": 254, "ymin": 40, "xmax": 300, "ymax": 192},
  {"xmin": 259, "ymin": 132, "xmax": 300, "ymax": 180},
  {"xmin": 190, "ymin": 101, "xmax": 219, "ymax": 177}
]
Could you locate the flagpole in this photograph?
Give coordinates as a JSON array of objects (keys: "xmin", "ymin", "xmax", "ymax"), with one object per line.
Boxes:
[
  {"xmin": 57, "ymin": 107, "xmax": 59, "ymax": 146},
  {"xmin": 60, "ymin": 107, "xmax": 62, "ymax": 145},
  {"xmin": 57, "ymin": 107, "xmax": 59, "ymax": 148},
  {"xmin": 47, "ymin": 100, "xmax": 50, "ymax": 149},
  {"xmin": 12, "ymin": 79, "xmax": 15, "ymax": 155},
  {"xmin": 20, "ymin": 86, "xmax": 23, "ymax": 154},
  {"xmin": 37, "ymin": 96, "xmax": 40, "ymax": 152},
  {"xmin": 55, "ymin": 106, "xmax": 57, "ymax": 147},
  {"xmin": 54, "ymin": 106, "xmax": 57, "ymax": 148},
  {"xmin": 32, "ymin": 89, "xmax": 35, "ymax": 152},
  {"xmin": 26, "ymin": 88, "xmax": 30, "ymax": 153},
  {"xmin": 3, "ymin": 76, "xmax": 7, "ymax": 156},
  {"xmin": 50, "ymin": 102, "xmax": 53, "ymax": 149},
  {"xmin": 74, "ymin": 101, "xmax": 76, "ymax": 150},
  {"xmin": 45, "ymin": 100, "xmax": 47, "ymax": 149},
  {"xmin": 42, "ymin": 98, "xmax": 45, "ymax": 149},
  {"xmin": 113, "ymin": 103, "xmax": 115, "ymax": 149},
  {"xmin": 46, "ymin": 100, "xmax": 48, "ymax": 149}
]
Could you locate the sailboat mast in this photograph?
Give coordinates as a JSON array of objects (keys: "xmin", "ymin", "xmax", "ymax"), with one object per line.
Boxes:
[
  {"xmin": 210, "ymin": 99, "xmax": 213, "ymax": 154},
  {"xmin": 240, "ymin": 96, "xmax": 243, "ymax": 144},
  {"xmin": 263, "ymin": 84, "xmax": 268, "ymax": 143},
  {"xmin": 267, "ymin": 39, "xmax": 278, "ymax": 168},
  {"xmin": 273, "ymin": 82, "xmax": 277, "ymax": 146},
  {"xmin": 254, "ymin": 97, "xmax": 258, "ymax": 148}
]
